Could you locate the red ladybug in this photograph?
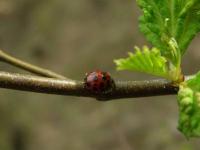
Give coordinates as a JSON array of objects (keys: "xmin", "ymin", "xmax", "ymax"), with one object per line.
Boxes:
[{"xmin": 84, "ymin": 70, "xmax": 115, "ymax": 94}]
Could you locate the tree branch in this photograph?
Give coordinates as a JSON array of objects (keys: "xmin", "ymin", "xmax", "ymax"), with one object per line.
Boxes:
[
  {"xmin": 0, "ymin": 71, "xmax": 179, "ymax": 100},
  {"xmin": 0, "ymin": 50, "xmax": 69, "ymax": 80}
]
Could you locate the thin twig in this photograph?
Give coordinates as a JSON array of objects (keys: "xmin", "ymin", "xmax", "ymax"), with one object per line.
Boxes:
[
  {"xmin": 0, "ymin": 71, "xmax": 179, "ymax": 100},
  {"xmin": 0, "ymin": 50, "xmax": 68, "ymax": 80}
]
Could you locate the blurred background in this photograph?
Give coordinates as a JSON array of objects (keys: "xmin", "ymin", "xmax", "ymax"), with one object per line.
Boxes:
[{"xmin": 0, "ymin": 0, "xmax": 200, "ymax": 150}]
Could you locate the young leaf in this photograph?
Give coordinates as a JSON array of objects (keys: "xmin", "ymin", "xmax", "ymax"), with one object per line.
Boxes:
[
  {"xmin": 177, "ymin": 72, "xmax": 200, "ymax": 138},
  {"xmin": 137, "ymin": 0, "xmax": 200, "ymax": 56},
  {"xmin": 114, "ymin": 46, "xmax": 170, "ymax": 79}
]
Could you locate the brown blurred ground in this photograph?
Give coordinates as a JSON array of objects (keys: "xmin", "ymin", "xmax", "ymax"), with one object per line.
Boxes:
[{"xmin": 0, "ymin": 0, "xmax": 199, "ymax": 150}]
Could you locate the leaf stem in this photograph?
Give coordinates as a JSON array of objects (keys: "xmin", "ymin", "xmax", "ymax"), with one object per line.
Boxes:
[{"xmin": 0, "ymin": 50, "xmax": 69, "ymax": 80}]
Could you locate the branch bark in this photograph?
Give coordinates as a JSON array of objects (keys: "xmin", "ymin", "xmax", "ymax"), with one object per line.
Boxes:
[{"xmin": 0, "ymin": 71, "xmax": 179, "ymax": 100}]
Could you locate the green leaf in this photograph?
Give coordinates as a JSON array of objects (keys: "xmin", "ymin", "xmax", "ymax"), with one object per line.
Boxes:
[
  {"xmin": 177, "ymin": 72, "xmax": 200, "ymax": 138},
  {"xmin": 137, "ymin": 0, "xmax": 200, "ymax": 56},
  {"xmin": 114, "ymin": 46, "xmax": 170, "ymax": 79}
]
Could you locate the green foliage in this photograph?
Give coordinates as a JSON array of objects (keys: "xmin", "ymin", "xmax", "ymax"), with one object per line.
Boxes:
[
  {"xmin": 178, "ymin": 72, "xmax": 200, "ymax": 138},
  {"xmin": 114, "ymin": 46, "xmax": 171, "ymax": 79},
  {"xmin": 115, "ymin": 0, "xmax": 200, "ymax": 82},
  {"xmin": 137, "ymin": 0, "xmax": 200, "ymax": 56}
]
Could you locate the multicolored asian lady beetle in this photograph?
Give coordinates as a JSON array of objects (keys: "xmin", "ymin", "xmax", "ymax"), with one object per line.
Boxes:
[{"xmin": 84, "ymin": 70, "xmax": 115, "ymax": 94}]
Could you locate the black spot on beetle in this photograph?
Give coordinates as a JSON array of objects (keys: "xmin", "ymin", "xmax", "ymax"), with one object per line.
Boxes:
[
  {"xmin": 102, "ymin": 76, "xmax": 107, "ymax": 80},
  {"xmin": 86, "ymin": 83, "xmax": 91, "ymax": 87}
]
